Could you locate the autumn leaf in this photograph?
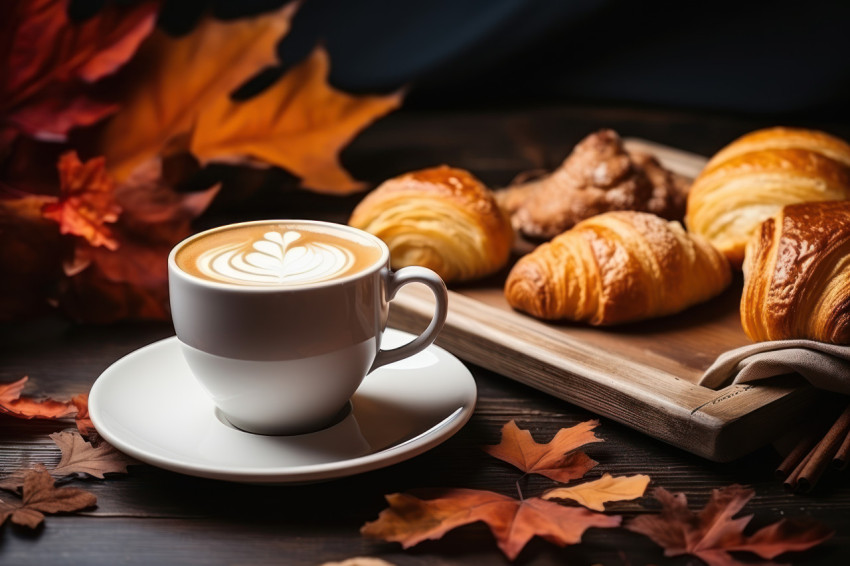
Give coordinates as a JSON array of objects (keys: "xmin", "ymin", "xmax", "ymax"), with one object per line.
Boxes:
[
  {"xmin": 48, "ymin": 432, "xmax": 135, "ymax": 479},
  {"xmin": 41, "ymin": 151, "xmax": 121, "ymax": 249},
  {"xmin": 482, "ymin": 420, "xmax": 601, "ymax": 482},
  {"xmin": 71, "ymin": 394, "xmax": 94, "ymax": 437},
  {"xmin": 58, "ymin": 158, "xmax": 219, "ymax": 322},
  {"xmin": 626, "ymin": 485, "xmax": 833, "ymax": 566},
  {"xmin": 362, "ymin": 488, "xmax": 620, "ymax": 561},
  {"xmin": 100, "ymin": 2, "xmax": 298, "ymax": 181},
  {"xmin": 0, "ymin": 377, "xmax": 75, "ymax": 419},
  {"xmin": 542, "ymin": 473, "xmax": 650, "ymax": 511},
  {"xmin": 0, "ymin": 469, "xmax": 96, "ymax": 529},
  {"xmin": 0, "ymin": 0, "xmax": 157, "ymax": 144},
  {"xmin": 190, "ymin": 46, "xmax": 403, "ymax": 193}
]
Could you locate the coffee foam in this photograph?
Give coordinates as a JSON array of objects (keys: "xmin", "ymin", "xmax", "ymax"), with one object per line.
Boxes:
[{"xmin": 176, "ymin": 224, "xmax": 383, "ymax": 286}]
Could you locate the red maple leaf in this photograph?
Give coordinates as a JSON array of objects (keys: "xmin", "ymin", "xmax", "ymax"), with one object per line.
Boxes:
[
  {"xmin": 0, "ymin": 0, "xmax": 157, "ymax": 145},
  {"xmin": 362, "ymin": 488, "xmax": 621, "ymax": 560},
  {"xmin": 0, "ymin": 376, "xmax": 75, "ymax": 419},
  {"xmin": 626, "ymin": 485, "xmax": 833, "ymax": 566},
  {"xmin": 482, "ymin": 420, "xmax": 601, "ymax": 482},
  {"xmin": 41, "ymin": 151, "xmax": 122, "ymax": 249}
]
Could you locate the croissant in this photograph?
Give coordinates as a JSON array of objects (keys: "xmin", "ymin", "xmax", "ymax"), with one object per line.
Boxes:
[
  {"xmin": 349, "ymin": 165, "xmax": 514, "ymax": 282},
  {"xmin": 741, "ymin": 201, "xmax": 850, "ymax": 344},
  {"xmin": 686, "ymin": 127, "xmax": 850, "ymax": 268},
  {"xmin": 505, "ymin": 211, "xmax": 731, "ymax": 325}
]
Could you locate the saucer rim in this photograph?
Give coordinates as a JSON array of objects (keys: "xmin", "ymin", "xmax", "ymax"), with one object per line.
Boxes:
[{"xmin": 89, "ymin": 331, "xmax": 476, "ymax": 484}]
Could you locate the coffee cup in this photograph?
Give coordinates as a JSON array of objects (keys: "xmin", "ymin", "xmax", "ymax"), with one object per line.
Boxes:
[{"xmin": 167, "ymin": 219, "xmax": 448, "ymax": 435}]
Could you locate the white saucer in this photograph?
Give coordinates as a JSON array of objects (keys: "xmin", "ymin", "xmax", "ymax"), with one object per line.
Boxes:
[{"xmin": 89, "ymin": 329, "xmax": 476, "ymax": 484}]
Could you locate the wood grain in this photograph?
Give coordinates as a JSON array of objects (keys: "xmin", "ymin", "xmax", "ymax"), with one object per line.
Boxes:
[{"xmin": 388, "ymin": 140, "xmax": 819, "ymax": 462}]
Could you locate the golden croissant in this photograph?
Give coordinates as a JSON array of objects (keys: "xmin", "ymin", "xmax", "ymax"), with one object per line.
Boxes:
[
  {"xmin": 505, "ymin": 211, "xmax": 731, "ymax": 325},
  {"xmin": 349, "ymin": 165, "xmax": 514, "ymax": 283},
  {"xmin": 686, "ymin": 127, "xmax": 850, "ymax": 268},
  {"xmin": 742, "ymin": 201, "xmax": 850, "ymax": 344}
]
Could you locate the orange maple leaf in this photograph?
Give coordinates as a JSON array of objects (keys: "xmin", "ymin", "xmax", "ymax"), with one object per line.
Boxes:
[
  {"xmin": 626, "ymin": 485, "xmax": 833, "ymax": 566},
  {"xmin": 361, "ymin": 488, "xmax": 621, "ymax": 560},
  {"xmin": 99, "ymin": 3, "xmax": 298, "ymax": 181},
  {"xmin": 0, "ymin": 377, "xmax": 75, "ymax": 419},
  {"xmin": 482, "ymin": 420, "xmax": 601, "ymax": 482},
  {"xmin": 190, "ymin": 46, "xmax": 403, "ymax": 193},
  {"xmin": 41, "ymin": 151, "xmax": 122, "ymax": 249},
  {"xmin": 71, "ymin": 394, "xmax": 95, "ymax": 438},
  {"xmin": 0, "ymin": 0, "xmax": 156, "ymax": 144},
  {"xmin": 542, "ymin": 473, "xmax": 650, "ymax": 511},
  {"xmin": 58, "ymin": 158, "xmax": 219, "ymax": 322}
]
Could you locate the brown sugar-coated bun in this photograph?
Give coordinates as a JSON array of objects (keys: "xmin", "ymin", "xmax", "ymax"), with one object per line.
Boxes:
[
  {"xmin": 741, "ymin": 201, "xmax": 850, "ymax": 344},
  {"xmin": 504, "ymin": 211, "xmax": 731, "ymax": 325},
  {"xmin": 349, "ymin": 165, "xmax": 514, "ymax": 283},
  {"xmin": 686, "ymin": 127, "xmax": 850, "ymax": 268}
]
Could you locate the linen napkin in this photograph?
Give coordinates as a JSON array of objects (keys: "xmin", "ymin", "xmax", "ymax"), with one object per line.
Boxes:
[{"xmin": 699, "ymin": 339, "xmax": 850, "ymax": 395}]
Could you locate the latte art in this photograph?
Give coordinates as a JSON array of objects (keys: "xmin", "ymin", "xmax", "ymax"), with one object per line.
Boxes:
[{"xmin": 176, "ymin": 223, "xmax": 384, "ymax": 286}]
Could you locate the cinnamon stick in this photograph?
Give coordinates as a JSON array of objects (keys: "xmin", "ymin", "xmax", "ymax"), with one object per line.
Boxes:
[
  {"xmin": 776, "ymin": 424, "xmax": 823, "ymax": 480},
  {"xmin": 784, "ymin": 447, "xmax": 814, "ymax": 492},
  {"xmin": 832, "ymin": 428, "xmax": 850, "ymax": 470},
  {"xmin": 795, "ymin": 404, "xmax": 850, "ymax": 493}
]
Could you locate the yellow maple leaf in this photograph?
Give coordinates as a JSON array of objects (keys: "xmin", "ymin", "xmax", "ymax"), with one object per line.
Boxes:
[
  {"xmin": 190, "ymin": 46, "xmax": 403, "ymax": 193},
  {"xmin": 542, "ymin": 473, "xmax": 651, "ymax": 511},
  {"xmin": 100, "ymin": 3, "xmax": 297, "ymax": 181}
]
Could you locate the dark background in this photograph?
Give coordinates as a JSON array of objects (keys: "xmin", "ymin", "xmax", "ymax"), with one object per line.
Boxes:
[{"xmin": 73, "ymin": 0, "xmax": 850, "ymax": 120}]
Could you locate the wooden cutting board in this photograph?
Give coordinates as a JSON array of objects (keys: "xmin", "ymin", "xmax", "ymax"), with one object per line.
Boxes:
[{"xmin": 387, "ymin": 139, "xmax": 819, "ymax": 462}]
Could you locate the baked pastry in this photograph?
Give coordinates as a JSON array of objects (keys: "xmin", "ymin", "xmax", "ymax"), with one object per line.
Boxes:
[
  {"xmin": 349, "ymin": 165, "xmax": 514, "ymax": 283},
  {"xmin": 496, "ymin": 129, "xmax": 690, "ymax": 240},
  {"xmin": 686, "ymin": 127, "xmax": 850, "ymax": 268},
  {"xmin": 504, "ymin": 211, "xmax": 731, "ymax": 325},
  {"xmin": 741, "ymin": 201, "xmax": 850, "ymax": 344}
]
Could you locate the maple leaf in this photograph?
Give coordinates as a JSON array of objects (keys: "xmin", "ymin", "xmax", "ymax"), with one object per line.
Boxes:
[
  {"xmin": 482, "ymin": 420, "xmax": 601, "ymax": 482},
  {"xmin": 626, "ymin": 485, "xmax": 833, "ymax": 566},
  {"xmin": 99, "ymin": 3, "xmax": 298, "ymax": 182},
  {"xmin": 0, "ymin": 0, "xmax": 157, "ymax": 144},
  {"xmin": 542, "ymin": 473, "xmax": 650, "ymax": 511},
  {"xmin": 58, "ymin": 158, "xmax": 219, "ymax": 322},
  {"xmin": 41, "ymin": 151, "xmax": 122, "ymax": 249},
  {"xmin": 49, "ymin": 432, "xmax": 135, "ymax": 479},
  {"xmin": 0, "ymin": 469, "xmax": 96, "ymax": 528},
  {"xmin": 362, "ymin": 488, "xmax": 620, "ymax": 560},
  {"xmin": 71, "ymin": 394, "xmax": 95, "ymax": 437},
  {"xmin": 190, "ymin": 46, "xmax": 403, "ymax": 193},
  {"xmin": 0, "ymin": 376, "xmax": 75, "ymax": 419}
]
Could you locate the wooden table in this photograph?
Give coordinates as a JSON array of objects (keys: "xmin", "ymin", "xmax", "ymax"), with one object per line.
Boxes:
[{"xmin": 2, "ymin": 105, "xmax": 850, "ymax": 565}]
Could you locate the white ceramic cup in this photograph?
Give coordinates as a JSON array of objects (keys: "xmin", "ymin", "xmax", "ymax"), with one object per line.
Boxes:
[{"xmin": 168, "ymin": 219, "xmax": 448, "ymax": 435}]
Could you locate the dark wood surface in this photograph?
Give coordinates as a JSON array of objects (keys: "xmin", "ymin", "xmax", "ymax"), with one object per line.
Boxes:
[{"xmin": 3, "ymin": 104, "xmax": 850, "ymax": 565}]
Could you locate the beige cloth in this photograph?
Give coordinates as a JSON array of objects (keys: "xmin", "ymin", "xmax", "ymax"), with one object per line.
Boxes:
[{"xmin": 699, "ymin": 340, "xmax": 850, "ymax": 394}]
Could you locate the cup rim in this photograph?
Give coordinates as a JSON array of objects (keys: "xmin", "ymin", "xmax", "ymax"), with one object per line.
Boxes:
[{"xmin": 168, "ymin": 219, "xmax": 390, "ymax": 292}]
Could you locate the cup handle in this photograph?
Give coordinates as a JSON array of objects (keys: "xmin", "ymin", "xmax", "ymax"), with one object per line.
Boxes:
[{"xmin": 370, "ymin": 266, "xmax": 448, "ymax": 372}]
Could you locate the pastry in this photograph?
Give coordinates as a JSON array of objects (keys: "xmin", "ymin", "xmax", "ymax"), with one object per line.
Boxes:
[
  {"xmin": 349, "ymin": 165, "xmax": 514, "ymax": 283},
  {"xmin": 504, "ymin": 211, "xmax": 731, "ymax": 325},
  {"xmin": 686, "ymin": 127, "xmax": 850, "ymax": 268},
  {"xmin": 496, "ymin": 129, "xmax": 690, "ymax": 240},
  {"xmin": 741, "ymin": 201, "xmax": 850, "ymax": 344}
]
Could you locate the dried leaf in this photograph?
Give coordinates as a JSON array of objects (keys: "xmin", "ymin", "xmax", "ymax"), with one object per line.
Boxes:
[
  {"xmin": 0, "ymin": 469, "xmax": 96, "ymax": 528},
  {"xmin": 100, "ymin": 3, "xmax": 297, "ymax": 181},
  {"xmin": 71, "ymin": 394, "xmax": 95, "ymax": 437},
  {"xmin": 361, "ymin": 488, "xmax": 620, "ymax": 561},
  {"xmin": 49, "ymin": 432, "xmax": 135, "ymax": 479},
  {"xmin": 0, "ymin": 377, "xmax": 75, "ymax": 419},
  {"xmin": 626, "ymin": 485, "xmax": 833, "ymax": 566},
  {"xmin": 190, "ymin": 46, "xmax": 403, "ymax": 193},
  {"xmin": 542, "ymin": 473, "xmax": 650, "ymax": 511},
  {"xmin": 319, "ymin": 559, "xmax": 396, "ymax": 566},
  {"xmin": 482, "ymin": 420, "xmax": 601, "ymax": 482},
  {"xmin": 58, "ymin": 158, "xmax": 219, "ymax": 322},
  {"xmin": 0, "ymin": 0, "xmax": 156, "ymax": 144},
  {"xmin": 41, "ymin": 151, "xmax": 121, "ymax": 249}
]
